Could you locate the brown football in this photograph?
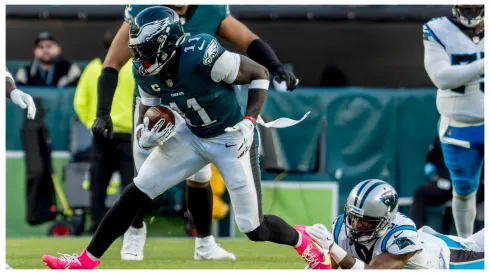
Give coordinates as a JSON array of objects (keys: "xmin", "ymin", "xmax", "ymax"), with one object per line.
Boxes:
[{"xmin": 144, "ymin": 106, "xmax": 176, "ymax": 130}]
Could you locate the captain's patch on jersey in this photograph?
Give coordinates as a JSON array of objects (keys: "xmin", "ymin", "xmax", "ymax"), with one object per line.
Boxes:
[
  {"xmin": 203, "ymin": 39, "xmax": 219, "ymax": 66},
  {"xmin": 393, "ymin": 237, "xmax": 415, "ymax": 250}
]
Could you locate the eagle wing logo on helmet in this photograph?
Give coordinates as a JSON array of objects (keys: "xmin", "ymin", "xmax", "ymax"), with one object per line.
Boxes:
[
  {"xmin": 203, "ymin": 39, "xmax": 219, "ymax": 66},
  {"xmin": 134, "ymin": 18, "xmax": 170, "ymax": 44},
  {"xmin": 379, "ymin": 190, "xmax": 398, "ymax": 212}
]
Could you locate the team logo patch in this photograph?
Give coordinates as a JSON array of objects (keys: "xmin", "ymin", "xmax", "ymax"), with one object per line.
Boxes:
[
  {"xmin": 393, "ymin": 237, "xmax": 415, "ymax": 250},
  {"xmin": 203, "ymin": 39, "xmax": 219, "ymax": 66}
]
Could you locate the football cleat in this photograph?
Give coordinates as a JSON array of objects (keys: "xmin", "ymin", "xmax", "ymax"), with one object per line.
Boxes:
[
  {"xmin": 121, "ymin": 222, "xmax": 147, "ymax": 261},
  {"xmin": 194, "ymin": 236, "xmax": 236, "ymax": 261},
  {"xmin": 42, "ymin": 249, "xmax": 100, "ymax": 269}
]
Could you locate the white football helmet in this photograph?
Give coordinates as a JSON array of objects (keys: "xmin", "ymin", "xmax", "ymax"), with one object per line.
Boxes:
[{"xmin": 343, "ymin": 179, "xmax": 399, "ymax": 245}]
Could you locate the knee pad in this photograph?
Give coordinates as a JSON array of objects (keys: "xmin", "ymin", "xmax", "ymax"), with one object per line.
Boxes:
[
  {"xmin": 452, "ymin": 177, "xmax": 479, "ymax": 197},
  {"xmin": 245, "ymin": 221, "xmax": 270, "ymax": 242},
  {"xmin": 186, "ymin": 165, "xmax": 212, "ymax": 183}
]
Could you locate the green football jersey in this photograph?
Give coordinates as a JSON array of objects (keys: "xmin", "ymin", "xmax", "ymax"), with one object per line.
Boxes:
[
  {"xmin": 134, "ymin": 34, "xmax": 242, "ymax": 139},
  {"xmin": 126, "ymin": 5, "xmax": 230, "ymax": 99}
]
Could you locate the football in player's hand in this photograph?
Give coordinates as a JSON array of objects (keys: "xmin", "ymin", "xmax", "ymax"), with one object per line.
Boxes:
[{"xmin": 144, "ymin": 106, "xmax": 176, "ymax": 130}]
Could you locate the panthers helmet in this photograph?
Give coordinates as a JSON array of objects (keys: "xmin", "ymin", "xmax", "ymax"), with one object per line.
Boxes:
[
  {"xmin": 129, "ymin": 6, "xmax": 186, "ymax": 76},
  {"xmin": 343, "ymin": 179, "xmax": 399, "ymax": 245},
  {"xmin": 452, "ymin": 5, "xmax": 484, "ymax": 28}
]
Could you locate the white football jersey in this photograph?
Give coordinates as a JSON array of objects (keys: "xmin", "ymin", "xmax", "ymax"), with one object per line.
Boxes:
[
  {"xmin": 423, "ymin": 17, "xmax": 484, "ymax": 124},
  {"xmin": 332, "ymin": 213, "xmax": 447, "ymax": 269}
]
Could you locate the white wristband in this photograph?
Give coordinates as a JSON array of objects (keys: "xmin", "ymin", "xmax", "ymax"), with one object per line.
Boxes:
[
  {"xmin": 6, "ymin": 71, "xmax": 14, "ymax": 82},
  {"xmin": 352, "ymin": 259, "xmax": 365, "ymax": 269},
  {"xmin": 330, "ymin": 243, "xmax": 348, "ymax": 263},
  {"xmin": 249, "ymin": 79, "xmax": 270, "ymax": 90}
]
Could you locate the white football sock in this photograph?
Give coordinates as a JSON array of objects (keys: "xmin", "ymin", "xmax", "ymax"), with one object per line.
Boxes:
[{"xmin": 452, "ymin": 191, "xmax": 477, "ymax": 238}]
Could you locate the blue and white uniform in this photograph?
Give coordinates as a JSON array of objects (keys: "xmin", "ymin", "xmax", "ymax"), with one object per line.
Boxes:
[{"xmin": 332, "ymin": 212, "xmax": 484, "ymax": 269}]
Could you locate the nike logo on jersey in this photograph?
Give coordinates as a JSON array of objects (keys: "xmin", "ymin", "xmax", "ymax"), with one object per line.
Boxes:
[
  {"xmin": 198, "ymin": 40, "xmax": 205, "ymax": 51},
  {"xmin": 394, "ymin": 232, "xmax": 403, "ymax": 238},
  {"xmin": 225, "ymin": 143, "xmax": 237, "ymax": 148}
]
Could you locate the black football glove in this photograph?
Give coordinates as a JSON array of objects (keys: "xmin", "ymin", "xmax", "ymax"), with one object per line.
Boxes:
[
  {"xmin": 273, "ymin": 66, "xmax": 299, "ymax": 91},
  {"xmin": 91, "ymin": 113, "xmax": 114, "ymax": 139}
]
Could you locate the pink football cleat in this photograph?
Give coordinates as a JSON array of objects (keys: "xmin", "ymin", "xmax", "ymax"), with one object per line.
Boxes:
[
  {"xmin": 295, "ymin": 225, "xmax": 333, "ymax": 269},
  {"xmin": 42, "ymin": 249, "xmax": 100, "ymax": 269}
]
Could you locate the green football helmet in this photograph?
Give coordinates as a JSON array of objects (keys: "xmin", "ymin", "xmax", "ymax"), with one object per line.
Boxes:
[{"xmin": 128, "ymin": 6, "xmax": 186, "ymax": 76}]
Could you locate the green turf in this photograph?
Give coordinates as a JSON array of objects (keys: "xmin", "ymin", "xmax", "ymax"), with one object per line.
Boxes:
[{"xmin": 6, "ymin": 238, "xmax": 306, "ymax": 269}]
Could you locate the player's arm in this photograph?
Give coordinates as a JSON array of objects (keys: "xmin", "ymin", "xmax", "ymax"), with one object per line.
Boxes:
[
  {"xmin": 217, "ymin": 11, "xmax": 298, "ymax": 91},
  {"xmin": 423, "ymin": 25, "xmax": 484, "ymax": 90},
  {"xmin": 211, "ymin": 50, "xmax": 269, "ymax": 120},
  {"xmin": 92, "ymin": 21, "xmax": 132, "ymax": 139},
  {"xmin": 6, "ymin": 69, "xmax": 36, "ymax": 119}
]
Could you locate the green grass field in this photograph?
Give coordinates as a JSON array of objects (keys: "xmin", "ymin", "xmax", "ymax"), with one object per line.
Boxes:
[{"xmin": 7, "ymin": 238, "xmax": 307, "ymax": 269}]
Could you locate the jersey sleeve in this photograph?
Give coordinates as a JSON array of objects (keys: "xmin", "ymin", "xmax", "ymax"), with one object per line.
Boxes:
[
  {"xmin": 380, "ymin": 225, "xmax": 423, "ymax": 256},
  {"xmin": 210, "ymin": 50, "xmax": 240, "ymax": 84},
  {"xmin": 423, "ymin": 22, "xmax": 484, "ymax": 90},
  {"xmin": 138, "ymin": 85, "xmax": 161, "ymax": 107},
  {"xmin": 192, "ymin": 34, "xmax": 227, "ymax": 79}
]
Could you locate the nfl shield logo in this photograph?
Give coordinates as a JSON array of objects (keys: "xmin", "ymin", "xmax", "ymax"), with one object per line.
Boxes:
[
  {"xmin": 473, "ymin": 36, "xmax": 480, "ymax": 43},
  {"xmin": 166, "ymin": 79, "xmax": 173, "ymax": 87}
]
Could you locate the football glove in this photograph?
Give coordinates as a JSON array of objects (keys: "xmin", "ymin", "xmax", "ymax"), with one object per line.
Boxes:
[
  {"xmin": 272, "ymin": 66, "xmax": 299, "ymax": 92},
  {"xmin": 225, "ymin": 118, "xmax": 255, "ymax": 158},
  {"xmin": 306, "ymin": 224, "xmax": 334, "ymax": 252},
  {"xmin": 10, "ymin": 89, "xmax": 36, "ymax": 119},
  {"xmin": 138, "ymin": 117, "xmax": 175, "ymax": 150},
  {"xmin": 92, "ymin": 114, "xmax": 114, "ymax": 139}
]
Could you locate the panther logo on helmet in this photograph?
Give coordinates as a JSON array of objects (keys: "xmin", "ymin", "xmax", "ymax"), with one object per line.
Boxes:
[{"xmin": 379, "ymin": 190, "xmax": 398, "ymax": 212}]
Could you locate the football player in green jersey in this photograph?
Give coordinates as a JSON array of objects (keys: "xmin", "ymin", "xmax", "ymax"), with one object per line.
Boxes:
[
  {"xmin": 92, "ymin": 5, "xmax": 298, "ymax": 261},
  {"xmin": 42, "ymin": 7, "xmax": 328, "ymax": 270}
]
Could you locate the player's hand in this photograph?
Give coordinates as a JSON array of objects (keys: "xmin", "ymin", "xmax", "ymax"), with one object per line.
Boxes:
[
  {"xmin": 92, "ymin": 114, "xmax": 114, "ymax": 139},
  {"xmin": 225, "ymin": 118, "xmax": 255, "ymax": 158},
  {"xmin": 306, "ymin": 224, "xmax": 334, "ymax": 252},
  {"xmin": 138, "ymin": 117, "xmax": 175, "ymax": 150},
  {"xmin": 272, "ymin": 66, "xmax": 299, "ymax": 92},
  {"xmin": 10, "ymin": 89, "xmax": 36, "ymax": 119}
]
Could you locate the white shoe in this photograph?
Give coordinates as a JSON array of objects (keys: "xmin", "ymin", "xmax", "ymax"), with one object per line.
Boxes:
[
  {"xmin": 194, "ymin": 236, "xmax": 236, "ymax": 261},
  {"xmin": 121, "ymin": 222, "xmax": 147, "ymax": 261}
]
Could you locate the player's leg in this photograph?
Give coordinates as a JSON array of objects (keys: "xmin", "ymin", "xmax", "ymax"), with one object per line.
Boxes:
[
  {"xmin": 440, "ymin": 124, "xmax": 483, "ymax": 238},
  {"xmin": 209, "ymin": 130, "xmax": 331, "ymax": 269},
  {"xmin": 42, "ymin": 123, "xmax": 209, "ymax": 269},
  {"xmin": 115, "ymin": 132, "xmax": 147, "ymax": 261},
  {"xmin": 448, "ymin": 249, "xmax": 485, "ymax": 269},
  {"xmin": 89, "ymin": 136, "xmax": 117, "ymax": 232},
  {"xmin": 184, "ymin": 166, "xmax": 235, "ymax": 261}
]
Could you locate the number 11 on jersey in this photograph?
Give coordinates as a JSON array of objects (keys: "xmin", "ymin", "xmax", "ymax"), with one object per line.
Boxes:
[{"xmin": 169, "ymin": 98, "xmax": 217, "ymax": 127}]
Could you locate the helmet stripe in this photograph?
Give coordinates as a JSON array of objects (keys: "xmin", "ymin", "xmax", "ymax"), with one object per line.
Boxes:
[
  {"xmin": 353, "ymin": 179, "xmax": 372, "ymax": 207},
  {"xmin": 359, "ymin": 180, "xmax": 386, "ymax": 208}
]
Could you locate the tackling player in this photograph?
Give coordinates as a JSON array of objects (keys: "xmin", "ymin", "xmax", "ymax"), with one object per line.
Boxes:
[
  {"xmin": 42, "ymin": 7, "xmax": 328, "ymax": 270},
  {"xmin": 305, "ymin": 179, "xmax": 484, "ymax": 269},
  {"xmin": 91, "ymin": 4, "xmax": 299, "ymax": 261},
  {"xmin": 423, "ymin": 5, "xmax": 484, "ymax": 238}
]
